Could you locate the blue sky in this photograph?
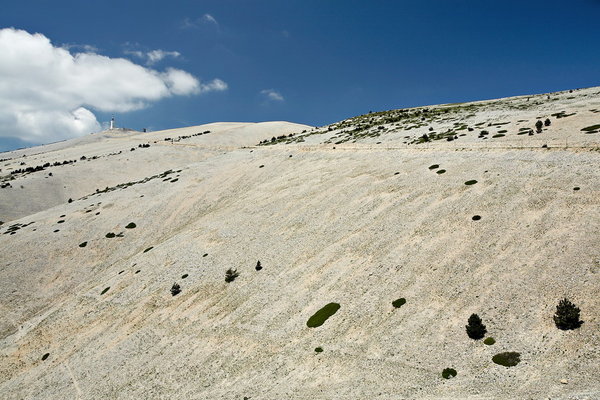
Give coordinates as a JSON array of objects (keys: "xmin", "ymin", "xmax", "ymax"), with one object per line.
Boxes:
[{"xmin": 1, "ymin": 0, "xmax": 599, "ymax": 150}]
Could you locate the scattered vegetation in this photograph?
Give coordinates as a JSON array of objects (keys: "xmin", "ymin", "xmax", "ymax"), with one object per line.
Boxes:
[
  {"xmin": 79, "ymin": 241, "xmax": 87, "ymax": 248},
  {"xmin": 105, "ymin": 232, "xmax": 116, "ymax": 238},
  {"xmin": 101, "ymin": 287, "xmax": 110, "ymax": 295},
  {"xmin": 41, "ymin": 353, "xmax": 50, "ymax": 361},
  {"xmin": 225, "ymin": 268, "xmax": 240, "ymax": 283},
  {"xmin": 464, "ymin": 180, "xmax": 478, "ymax": 185},
  {"xmin": 484, "ymin": 337, "xmax": 496, "ymax": 345},
  {"xmin": 472, "ymin": 215, "xmax": 482, "ymax": 221},
  {"xmin": 554, "ymin": 298, "xmax": 583, "ymax": 330},
  {"xmin": 307, "ymin": 303, "xmax": 341, "ymax": 328},
  {"xmin": 429, "ymin": 164, "xmax": 439, "ymax": 170},
  {"xmin": 392, "ymin": 298, "xmax": 406, "ymax": 308},
  {"xmin": 442, "ymin": 368, "xmax": 457, "ymax": 379},
  {"xmin": 492, "ymin": 352, "xmax": 521, "ymax": 367},
  {"xmin": 171, "ymin": 283, "xmax": 181, "ymax": 296},
  {"xmin": 125, "ymin": 222, "xmax": 136, "ymax": 229},
  {"xmin": 436, "ymin": 169, "xmax": 446, "ymax": 174},
  {"xmin": 466, "ymin": 313, "xmax": 487, "ymax": 340},
  {"xmin": 255, "ymin": 260, "xmax": 262, "ymax": 271},
  {"xmin": 314, "ymin": 347, "xmax": 324, "ymax": 353}
]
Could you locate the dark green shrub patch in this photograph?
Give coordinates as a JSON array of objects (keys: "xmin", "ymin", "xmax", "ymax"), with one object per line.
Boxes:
[
  {"xmin": 79, "ymin": 241, "xmax": 87, "ymax": 248},
  {"xmin": 392, "ymin": 298, "xmax": 406, "ymax": 308},
  {"xmin": 573, "ymin": 187, "xmax": 580, "ymax": 191},
  {"xmin": 105, "ymin": 232, "xmax": 116, "ymax": 238},
  {"xmin": 436, "ymin": 169, "xmax": 446, "ymax": 174},
  {"xmin": 464, "ymin": 180, "xmax": 478, "ymax": 185},
  {"xmin": 492, "ymin": 352, "xmax": 520, "ymax": 367},
  {"xmin": 125, "ymin": 222, "xmax": 136, "ymax": 229},
  {"xmin": 484, "ymin": 337, "xmax": 496, "ymax": 345},
  {"xmin": 314, "ymin": 347, "xmax": 323, "ymax": 353},
  {"xmin": 442, "ymin": 368, "xmax": 457, "ymax": 379},
  {"xmin": 143, "ymin": 246, "xmax": 153, "ymax": 253},
  {"xmin": 472, "ymin": 215, "xmax": 481, "ymax": 221},
  {"xmin": 171, "ymin": 283, "xmax": 181, "ymax": 296},
  {"xmin": 225, "ymin": 268, "xmax": 240, "ymax": 283},
  {"xmin": 101, "ymin": 287, "xmax": 110, "ymax": 295},
  {"xmin": 181, "ymin": 274, "xmax": 188, "ymax": 279},
  {"xmin": 429, "ymin": 164, "xmax": 439, "ymax": 170},
  {"xmin": 307, "ymin": 303, "xmax": 341, "ymax": 328},
  {"xmin": 41, "ymin": 353, "xmax": 50, "ymax": 361}
]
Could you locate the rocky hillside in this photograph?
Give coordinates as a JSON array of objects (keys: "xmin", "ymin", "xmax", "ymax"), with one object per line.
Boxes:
[{"xmin": 0, "ymin": 88, "xmax": 598, "ymax": 399}]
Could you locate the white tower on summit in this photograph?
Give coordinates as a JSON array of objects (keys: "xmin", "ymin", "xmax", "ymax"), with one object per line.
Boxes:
[{"xmin": 109, "ymin": 116, "xmax": 115, "ymax": 130}]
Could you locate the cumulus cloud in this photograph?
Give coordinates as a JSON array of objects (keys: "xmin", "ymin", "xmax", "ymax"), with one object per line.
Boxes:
[
  {"xmin": 0, "ymin": 28, "xmax": 226, "ymax": 144},
  {"xmin": 260, "ymin": 89, "xmax": 284, "ymax": 102}
]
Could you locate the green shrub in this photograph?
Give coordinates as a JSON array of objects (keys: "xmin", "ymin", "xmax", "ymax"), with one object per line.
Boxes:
[
  {"xmin": 307, "ymin": 303, "xmax": 341, "ymax": 328},
  {"xmin": 125, "ymin": 222, "xmax": 136, "ymax": 229},
  {"xmin": 442, "ymin": 368, "xmax": 457, "ymax": 379},
  {"xmin": 171, "ymin": 283, "xmax": 181, "ymax": 296},
  {"xmin": 181, "ymin": 274, "xmax": 188, "ymax": 279},
  {"xmin": 101, "ymin": 287, "xmax": 110, "ymax": 295},
  {"xmin": 553, "ymin": 298, "xmax": 583, "ymax": 330},
  {"xmin": 492, "ymin": 352, "xmax": 520, "ymax": 367},
  {"xmin": 143, "ymin": 246, "xmax": 153, "ymax": 253},
  {"xmin": 41, "ymin": 353, "xmax": 50, "ymax": 361},
  {"xmin": 105, "ymin": 232, "xmax": 116, "ymax": 238},
  {"xmin": 314, "ymin": 347, "xmax": 323, "ymax": 353},
  {"xmin": 429, "ymin": 164, "xmax": 439, "ymax": 170},
  {"xmin": 472, "ymin": 215, "xmax": 481, "ymax": 221},
  {"xmin": 466, "ymin": 313, "xmax": 487, "ymax": 339},
  {"xmin": 465, "ymin": 180, "xmax": 478, "ymax": 185},
  {"xmin": 255, "ymin": 260, "xmax": 262, "ymax": 271},
  {"xmin": 79, "ymin": 241, "xmax": 87, "ymax": 248},
  {"xmin": 225, "ymin": 268, "xmax": 240, "ymax": 283},
  {"xmin": 392, "ymin": 298, "xmax": 406, "ymax": 308},
  {"xmin": 484, "ymin": 337, "xmax": 495, "ymax": 345},
  {"xmin": 436, "ymin": 169, "xmax": 446, "ymax": 174}
]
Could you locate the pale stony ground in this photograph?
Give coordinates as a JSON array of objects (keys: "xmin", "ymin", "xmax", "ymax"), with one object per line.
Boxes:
[{"xmin": 0, "ymin": 88, "xmax": 599, "ymax": 399}]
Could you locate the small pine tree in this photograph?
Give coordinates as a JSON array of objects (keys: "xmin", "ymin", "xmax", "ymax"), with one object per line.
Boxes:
[
  {"xmin": 554, "ymin": 298, "xmax": 583, "ymax": 330},
  {"xmin": 544, "ymin": 118, "xmax": 551, "ymax": 126},
  {"xmin": 535, "ymin": 120, "xmax": 543, "ymax": 132},
  {"xmin": 171, "ymin": 283, "xmax": 181, "ymax": 296},
  {"xmin": 466, "ymin": 313, "xmax": 487, "ymax": 340},
  {"xmin": 225, "ymin": 268, "xmax": 240, "ymax": 283},
  {"xmin": 255, "ymin": 260, "xmax": 262, "ymax": 271}
]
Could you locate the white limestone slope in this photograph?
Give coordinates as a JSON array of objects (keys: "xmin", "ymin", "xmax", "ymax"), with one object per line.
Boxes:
[{"xmin": 0, "ymin": 89, "xmax": 598, "ymax": 399}]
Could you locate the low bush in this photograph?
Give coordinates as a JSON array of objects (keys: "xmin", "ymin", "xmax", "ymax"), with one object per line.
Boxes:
[
  {"xmin": 442, "ymin": 368, "xmax": 457, "ymax": 379},
  {"xmin": 492, "ymin": 352, "xmax": 520, "ymax": 367},
  {"xmin": 307, "ymin": 303, "xmax": 341, "ymax": 328},
  {"xmin": 392, "ymin": 298, "xmax": 406, "ymax": 308},
  {"xmin": 225, "ymin": 268, "xmax": 240, "ymax": 283},
  {"xmin": 171, "ymin": 283, "xmax": 181, "ymax": 296}
]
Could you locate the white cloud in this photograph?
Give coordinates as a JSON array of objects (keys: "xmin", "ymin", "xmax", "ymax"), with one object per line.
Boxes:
[
  {"xmin": 181, "ymin": 14, "xmax": 219, "ymax": 29},
  {"xmin": 202, "ymin": 14, "xmax": 219, "ymax": 25},
  {"xmin": 124, "ymin": 48, "xmax": 181, "ymax": 65},
  {"xmin": 260, "ymin": 89, "xmax": 284, "ymax": 102},
  {"xmin": 0, "ymin": 28, "xmax": 226, "ymax": 144}
]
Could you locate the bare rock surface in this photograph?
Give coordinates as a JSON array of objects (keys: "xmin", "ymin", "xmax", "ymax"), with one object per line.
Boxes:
[{"xmin": 0, "ymin": 89, "xmax": 598, "ymax": 399}]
